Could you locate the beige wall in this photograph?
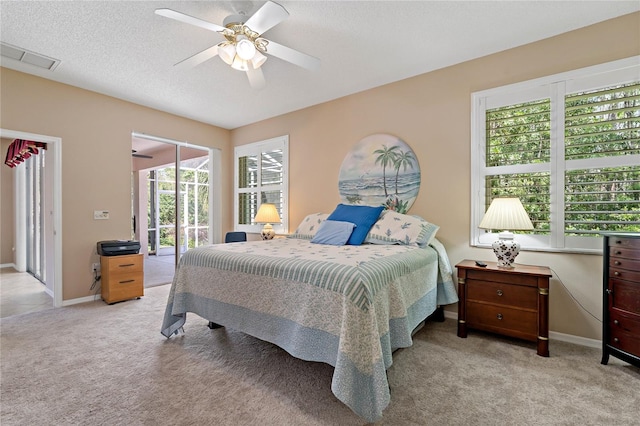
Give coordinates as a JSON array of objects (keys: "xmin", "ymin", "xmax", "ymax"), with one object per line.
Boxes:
[
  {"xmin": 0, "ymin": 70, "xmax": 232, "ymax": 300},
  {"xmin": 1, "ymin": 138, "xmax": 15, "ymax": 265},
  {"xmin": 1, "ymin": 13, "xmax": 637, "ymax": 339},
  {"xmin": 230, "ymin": 13, "xmax": 640, "ymax": 341}
]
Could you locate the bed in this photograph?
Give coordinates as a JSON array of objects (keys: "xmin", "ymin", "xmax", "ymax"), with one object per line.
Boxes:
[{"xmin": 161, "ymin": 210, "xmax": 458, "ymax": 422}]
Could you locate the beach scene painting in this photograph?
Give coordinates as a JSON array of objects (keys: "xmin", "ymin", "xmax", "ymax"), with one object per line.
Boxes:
[{"xmin": 338, "ymin": 134, "xmax": 421, "ymax": 213}]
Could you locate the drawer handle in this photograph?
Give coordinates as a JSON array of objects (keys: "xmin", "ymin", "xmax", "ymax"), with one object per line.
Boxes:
[
  {"xmin": 119, "ymin": 279, "xmax": 135, "ymax": 284},
  {"xmin": 614, "ymin": 271, "xmax": 620, "ymax": 276},
  {"xmin": 614, "ymin": 261, "xmax": 621, "ymax": 266},
  {"xmin": 615, "ymin": 251, "xmax": 622, "ymax": 255},
  {"xmin": 614, "ymin": 319, "xmax": 620, "ymax": 326},
  {"xmin": 497, "ymin": 313, "xmax": 503, "ymax": 320},
  {"xmin": 615, "ymin": 240, "xmax": 622, "ymax": 244},
  {"xmin": 613, "ymin": 337, "xmax": 619, "ymax": 343},
  {"xmin": 119, "ymin": 263, "xmax": 135, "ymax": 267},
  {"xmin": 606, "ymin": 289, "xmax": 613, "ymax": 295},
  {"xmin": 496, "ymin": 289, "xmax": 503, "ymax": 296}
]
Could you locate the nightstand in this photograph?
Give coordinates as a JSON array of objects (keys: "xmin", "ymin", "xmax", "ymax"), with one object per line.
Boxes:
[
  {"xmin": 456, "ymin": 259, "xmax": 552, "ymax": 357},
  {"xmin": 100, "ymin": 254, "xmax": 144, "ymax": 304}
]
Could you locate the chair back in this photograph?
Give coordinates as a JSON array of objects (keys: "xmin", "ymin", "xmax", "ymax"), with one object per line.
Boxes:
[{"xmin": 224, "ymin": 231, "xmax": 247, "ymax": 243}]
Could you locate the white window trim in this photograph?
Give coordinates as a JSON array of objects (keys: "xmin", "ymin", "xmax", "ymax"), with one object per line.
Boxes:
[
  {"xmin": 234, "ymin": 135, "xmax": 289, "ymax": 234},
  {"xmin": 471, "ymin": 56, "xmax": 640, "ymax": 254}
]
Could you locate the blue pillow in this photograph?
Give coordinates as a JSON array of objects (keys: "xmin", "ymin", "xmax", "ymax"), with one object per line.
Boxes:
[
  {"xmin": 310, "ymin": 220, "xmax": 356, "ymax": 245},
  {"xmin": 327, "ymin": 204, "xmax": 385, "ymax": 245}
]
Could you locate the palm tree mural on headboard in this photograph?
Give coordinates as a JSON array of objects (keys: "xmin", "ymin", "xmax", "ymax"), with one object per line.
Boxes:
[{"xmin": 339, "ymin": 134, "xmax": 421, "ymax": 214}]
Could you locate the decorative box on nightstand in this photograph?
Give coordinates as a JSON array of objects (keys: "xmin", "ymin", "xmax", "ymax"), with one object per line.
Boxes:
[{"xmin": 456, "ymin": 260, "xmax": 552, "ymax": 357}]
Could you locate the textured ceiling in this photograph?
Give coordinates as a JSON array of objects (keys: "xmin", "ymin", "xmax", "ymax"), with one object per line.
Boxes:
[{"xmin": 1, "ymin": 1, "xmax": 638, "ymax": 130}]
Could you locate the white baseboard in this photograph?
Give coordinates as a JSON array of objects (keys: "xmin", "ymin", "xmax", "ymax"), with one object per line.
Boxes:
[
  {"xmin": 62, "ymin": 294, "xmax": 102, "ymax": 306},
  {"xmin": 549, "ymin": 331, "xmax": 601, "ymax": 349},
  {"xmin": 0, "ymin": 263, "xmax": 17, "ymax": 269},
  {"xmin": 443, "ymin": 310, "xmax": 602, "ymax": 349}
]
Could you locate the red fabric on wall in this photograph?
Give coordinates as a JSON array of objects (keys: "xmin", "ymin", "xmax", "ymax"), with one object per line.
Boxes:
[{"xmin": 4, "ymin": 139, "xmax": 45, "ymax": 168}]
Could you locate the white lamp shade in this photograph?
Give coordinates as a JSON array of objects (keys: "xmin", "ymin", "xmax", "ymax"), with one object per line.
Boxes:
[
  {"xmin": 479, "ymin": 198, "xmax": 533, "ymax": 231},
  {"xmin": 231, "ymin": 55, "xmax": 248, "ymax": 71},
  {"xmin": 250, "ymin": 50, "xmax": 267, "ymax": 69},
  {"xmin": 218, "ymin": 42, "xmax": 236, "ymax": 65},
  {"xmin": 254, "ymin": 203, "xmax": 281, "ymax": 240},
  {"xmin": 479, "ymin": 197, "xmax": 533, "ymax": 268},
  {"xmin": 254, "ymin": 203, "xmax": 281, "ymax": 224},
  {"xmin": 236, "ymin": 39, "xmax": 256, "ymax": 60}
]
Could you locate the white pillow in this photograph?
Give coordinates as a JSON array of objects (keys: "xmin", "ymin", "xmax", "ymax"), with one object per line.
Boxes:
[
  {"xmin": 289, "ymin": 213, "xmax": 329, "ymax": 240},
  {"xmin": 365, "ymin": 210, "xmax": 439, "ymax": 247}
]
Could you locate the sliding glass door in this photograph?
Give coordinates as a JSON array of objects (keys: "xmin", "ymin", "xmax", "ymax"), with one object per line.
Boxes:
[{"xmin": 24, "ymin": 149, "xmax": 45, "ymax": 282}]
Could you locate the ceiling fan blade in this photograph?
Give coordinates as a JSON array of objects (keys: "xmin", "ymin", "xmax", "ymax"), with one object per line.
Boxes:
[
  {"xmin": 244, "ymin": 1, "xmax": 289, "ymax": 35},
  {"xmin": 246, "ymin": 66, "xmax": 266, "ymax": 90},
  {"xmin": 175, "ymin": 45, "xmax": 220, "ymax": 68},
  {"xmin": 155, "ymin": 8, "xmax": 226, "ymax": 33},
  {"xmin": 264, "ymin": 40, "xmax": 320, "ymax": 71},
  {"xmin": 132, "ymin": 150, "xmax": 153, "ymax": 159}
]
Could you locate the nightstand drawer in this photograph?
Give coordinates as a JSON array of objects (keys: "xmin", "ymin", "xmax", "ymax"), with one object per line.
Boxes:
[
  {"xmin": 609, "ymin": 268, "xmax": 640, "ymax": 283},
  {"xmin": 609, "ymin": 237, "xmax": 640, "ymax": 250},
  {"xmin": 104, "ymin": 255, "xmax": 143, "ymax": 274},
  {"xmin": 467, "ymin": 280, "xmax": 537, "ymax": 310},
  {"xmin": 610, "ymin": 309, "xmax": 640, "ymax": 335},
  {"xmin": 609, "ymin": 246, "xmax": 640, "ymax": 261},
  {"xmin": 467, "ymin": 302, "xmax": 537, "ymax": 340},
  {"xmin": 105, "ymin": 275, "xmax": 144, "ymax": 301},
  {"xmin": 609, "ymin": 257, "xmax": 640, "ymax": 274},
  {"xmin": 608, "ymin": 329, "xmax": 640, "ymax": 356}
]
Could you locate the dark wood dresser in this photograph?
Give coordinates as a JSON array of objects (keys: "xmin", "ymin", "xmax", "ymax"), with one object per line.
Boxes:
[
  {"xmin": 601, "ymin": 233, "xmax": 640, "ymax": 368},
  {"xmin": 456, "ymin": 259, "xmax": 551, "ymax": 357}
]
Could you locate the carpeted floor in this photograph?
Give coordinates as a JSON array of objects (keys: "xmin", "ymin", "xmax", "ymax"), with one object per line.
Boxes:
[
  {"xmin": 144, "ymin": 255, "xmax": 176, "ymax": 288},
  {"xmin": 1, "ymin": 284, "xmax": 638, "ymax": 425}
]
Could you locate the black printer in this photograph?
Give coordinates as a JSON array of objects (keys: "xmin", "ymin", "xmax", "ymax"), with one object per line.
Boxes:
[{"xmin": 97, "ymin": 240, "xmax": 141, "ymax": 256}]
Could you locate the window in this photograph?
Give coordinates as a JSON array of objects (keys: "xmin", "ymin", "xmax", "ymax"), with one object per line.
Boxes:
[
  {"xmin": 234, "ymin": 135, "xmax": 289, "ymax": 234},
  {"xmin": 471, "ymin": 57, "xmax": 640, "ymax": 253}
]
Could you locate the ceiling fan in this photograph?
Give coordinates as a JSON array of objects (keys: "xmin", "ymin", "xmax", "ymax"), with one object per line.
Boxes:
[
  {"xmin": 132, "ymin": 150, "xmax": 153, "ymax": 159},
  {"xmin": 155, "ymin": 1, "xmax": 321, "ymax": 90}
]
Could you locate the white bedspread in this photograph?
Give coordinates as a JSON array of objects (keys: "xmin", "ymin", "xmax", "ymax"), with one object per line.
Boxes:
[{"xmin": 161, "ymin": 238, "xmax": 458, "ymax": 422}]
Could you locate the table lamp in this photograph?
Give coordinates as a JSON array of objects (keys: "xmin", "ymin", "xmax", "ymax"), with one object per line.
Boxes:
[
  {"xmin": 479, "ymin": 197, "xmax": 534, "ymax": 268},
  {"xmin": 254, "ymin": 203, "xmax": 281, "ymax": 240}
]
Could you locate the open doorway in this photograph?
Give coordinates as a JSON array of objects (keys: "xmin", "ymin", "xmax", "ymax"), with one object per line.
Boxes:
[
  {"xmin": 0, "ymin": 129, "xmax": 62, "ymax": 312},
  {"xmin": 131, "ymin": 133, "xmax": 220, "ymax": 287}
]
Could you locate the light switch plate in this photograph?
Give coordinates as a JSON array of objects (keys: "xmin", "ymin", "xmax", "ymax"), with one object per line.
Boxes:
[{"xmin": 94, "ymin": 210, "xmax": 109, "ymax": 220}]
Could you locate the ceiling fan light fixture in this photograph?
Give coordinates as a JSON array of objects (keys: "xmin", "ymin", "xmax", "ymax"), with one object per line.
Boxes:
[
  {"xmin": 231, "ymin": 56, "xmax": 249, "ymax": 71},
  {"xmin": 218, "ymin": 42, "xmax": 236, "ymax": 65},
  {"xmin": 236, "ymin": 39, "xmax": 256, "ymax": 60},
  {"xmin": 250, "ymin": 50, "xmax": 267, "ymax": 69}
]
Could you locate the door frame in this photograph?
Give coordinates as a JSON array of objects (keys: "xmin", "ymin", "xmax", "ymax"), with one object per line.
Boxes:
[
  {"xmin": 1, "ymin": 128, "xmax": 63, "ymax": 308},
  {"xmin": 131, "ymin": 131, "xmax": 222, "ymax": 264}
]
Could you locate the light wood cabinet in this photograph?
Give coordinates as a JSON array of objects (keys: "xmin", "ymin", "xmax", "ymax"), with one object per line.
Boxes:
[{"xmin": 100, "ymin": 254, "xmax": 144, "ymax": 304}]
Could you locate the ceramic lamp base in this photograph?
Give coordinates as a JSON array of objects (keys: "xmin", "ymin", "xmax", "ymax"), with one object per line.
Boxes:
[
  {"xmin": 261, "ymin": 224, "xmax": 275, "ymax": 240},
  {"xmin": 492, "ymin": 232, "xmax": 520, "ymax": 268}
]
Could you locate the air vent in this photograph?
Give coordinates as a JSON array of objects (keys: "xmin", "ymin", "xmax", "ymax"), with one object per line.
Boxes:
[{"xmin": 0, "ymin": 42, "xmax": 60, "ymax": 71}]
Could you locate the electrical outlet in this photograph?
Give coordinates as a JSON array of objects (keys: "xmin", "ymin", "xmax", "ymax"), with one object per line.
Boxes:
[
  {"xmin": 94, "ymin": 210, "xmax": 109, "ymax": 220},
  {"xmin": 92, "ymin": 263, "xmax": 100, "ymax": 273}
]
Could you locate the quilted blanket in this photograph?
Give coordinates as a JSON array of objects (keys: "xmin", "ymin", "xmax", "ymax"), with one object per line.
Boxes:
[{"xmin": 161, "ymin": 237, "xmax": 458, "ymax": 422}]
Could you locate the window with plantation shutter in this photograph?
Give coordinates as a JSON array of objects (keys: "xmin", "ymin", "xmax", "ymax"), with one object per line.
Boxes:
[
  {"xmin": 234, "ymin": 136, "xmax": 288, "ymax": 234},
  {"xmin": 472, "ymin": 57, "xmax": 640, "ymax": 253}
]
